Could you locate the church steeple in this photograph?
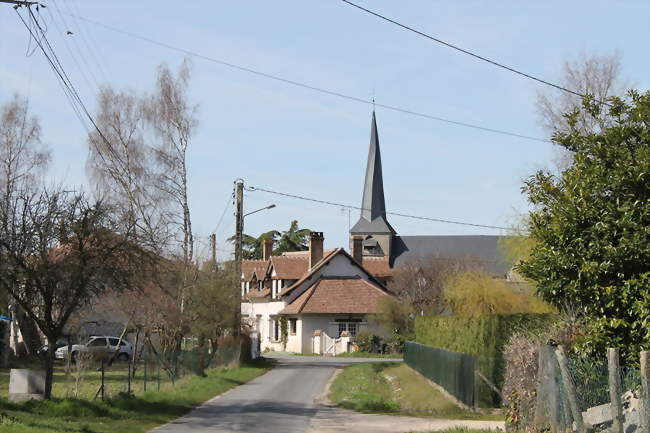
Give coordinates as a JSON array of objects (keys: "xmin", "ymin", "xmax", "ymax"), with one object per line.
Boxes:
[{"xmin": 351, "ymin": 112, "xmax": 395, "ymax": 236}]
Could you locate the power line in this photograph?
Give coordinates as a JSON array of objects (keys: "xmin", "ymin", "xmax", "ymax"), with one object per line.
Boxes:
[
  {"xmin": 64, "ymin": 12, "xmax": 550, "ymax": 144},
  {"xmin": 340, "ymin": 0, "xmax": 606, "ymax": 105},
  {"xmin": 15, "ymin": 6, "xmax": 117, "ymax": 169},
  {"xmin": 246, "ymin": 185, "xmax": 514, "ymax": 232}
]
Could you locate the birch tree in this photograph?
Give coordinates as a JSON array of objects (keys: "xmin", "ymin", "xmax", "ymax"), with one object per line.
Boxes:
[{"xmin": 0, "ymin": 94, "xmax": 50, "ymax": 357}]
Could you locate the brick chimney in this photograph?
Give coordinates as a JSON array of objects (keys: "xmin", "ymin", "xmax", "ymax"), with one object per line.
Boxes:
[
  {"xmin": 309, "ymin": 232, "xmax": 324, "ymax": 269},
  {"xmin": 262, "ymin": 239, "xmax": 273, "ymax": 261},
  {"xmin": 351, "ymin": 235, "xmax": 363, "ymax": 265}
]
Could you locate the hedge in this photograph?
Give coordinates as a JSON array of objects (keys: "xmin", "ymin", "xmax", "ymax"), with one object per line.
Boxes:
[{"xmin": 415, "ymin": 314, "xmax": 553, "ymax": 407}]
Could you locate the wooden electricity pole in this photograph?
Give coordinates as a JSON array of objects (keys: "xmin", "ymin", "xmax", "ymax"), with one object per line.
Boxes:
[
  {"xmin": 210, "ymin": 233, "xmax": 217, "ymax": 271},
  {"xmin": 233, "ymin": 179, "xmax": 244, "ymax": 338}
]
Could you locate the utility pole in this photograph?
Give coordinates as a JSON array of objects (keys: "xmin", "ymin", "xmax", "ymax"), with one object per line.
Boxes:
[
  {"xmin": 210, "ymin": 233, "xmax": 217, "ymax": 271},
  {"xmin": 233, "ymin": 179, "xmax": 244, "ymax": 338}
]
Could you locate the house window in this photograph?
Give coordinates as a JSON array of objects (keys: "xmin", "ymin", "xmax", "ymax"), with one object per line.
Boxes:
[
  {"xmin": 289, "ymin": 318, "xmax": 297, "ymax": 335},
  {"xmin": 337, "ymin": 322, "xmax": 358, "ymax": 337},
  {"xmin": 272, "ymin": 319, "xmax": 280, "ymax": 341}
]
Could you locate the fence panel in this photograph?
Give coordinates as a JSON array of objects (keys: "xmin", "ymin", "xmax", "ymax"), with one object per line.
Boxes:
[{"xmin": 404, "ymin": 340, "xmax": 476, "ymax": 407}]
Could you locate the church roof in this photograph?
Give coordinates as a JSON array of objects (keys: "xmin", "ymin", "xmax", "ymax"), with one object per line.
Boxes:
[
  {"xmin": 351, "ymin": 112, "xmax": 396, "ymax": 235},
  {"xmin": 391, "ymin": 235, "xmax": 511, "ymax": 276}
]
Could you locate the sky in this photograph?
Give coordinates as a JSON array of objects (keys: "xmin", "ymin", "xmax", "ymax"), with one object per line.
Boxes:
[{"xmin": 1, "ymin": 0, "xmax": 649, "ymax": 261}]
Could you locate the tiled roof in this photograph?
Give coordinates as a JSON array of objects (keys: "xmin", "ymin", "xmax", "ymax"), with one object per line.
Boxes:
[
  {"xmin": 279, "ymin": 249, "xmax": 340, "ymax": 297},
  {"xmin": 280, "ymin": 249, "xmax": 335, "ymax": 257},
  {"xmin": 269, "ymin": 256, "xmax": 309, "ymax": 280},
  {"xmin": 246, "ymin": 288, "xmax": 271, "ymax": 299},
  {"xmin": 361, "ymin": 257, "xmax": 393, "ymax": 278},
  {"xmin": 241, "ymin": 260, "xmax": 267, "ymax": 281},
  {"xmin": 280, "ymin": 276, "xmax": 390, "ymax": 314}
]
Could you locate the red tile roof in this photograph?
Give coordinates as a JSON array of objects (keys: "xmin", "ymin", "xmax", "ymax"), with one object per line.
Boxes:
[
  {"xmin": 242, "ymin": 260, "xmax": 267, "ymax": 281},
  {"xmin": 279, "ymin": 249, "xmax": 340, "ymax": 296},
  {"xmin": 268, "ymin": 256, "xmax": 309, "ymax": 280},
  {"xmin": 246, "ymin": 288, "xmax": 271, "ymax": 299},
  {"xmin": 360, "ymin": 257, "xmax": 393, "ymax": 278},
  {"xmin": 280, "ymin": 277, "xmax": 390, "ymax": 314}
]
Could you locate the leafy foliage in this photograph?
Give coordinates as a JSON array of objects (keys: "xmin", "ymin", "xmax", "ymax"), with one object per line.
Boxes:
[
  {"xmin": 236, "ymin": 220, "xmax": 311, "ymax": 259},
  {"xmin": 416, "ymin": 314, "xmax": 554, "ymax": 406},
  {"xmin": 518, "ymin": 91, "xmax": 650, "ymax": 361},
  {"xmin": 443, "ymin": 272, "xmax": 553, "ymax": 316}
]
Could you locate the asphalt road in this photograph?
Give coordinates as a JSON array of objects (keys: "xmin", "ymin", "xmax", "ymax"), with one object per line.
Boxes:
[{"xmin": 151, "ymin": 355, "xmax": 504, "ymax": 433}]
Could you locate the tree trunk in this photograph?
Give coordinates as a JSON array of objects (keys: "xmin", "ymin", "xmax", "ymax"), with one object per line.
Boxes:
[{"xmin": 43, "ymin": 335, "xmax": 58, "ymax": 399}]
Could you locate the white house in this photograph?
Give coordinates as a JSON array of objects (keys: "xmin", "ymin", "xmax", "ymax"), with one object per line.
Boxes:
[{"xmin": 241, "ymin": 232, "xmax": 392, "ymax": 354}]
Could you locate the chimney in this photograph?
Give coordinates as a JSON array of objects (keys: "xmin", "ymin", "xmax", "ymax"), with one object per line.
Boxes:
[
  {"xmin": 263, "ymin": 239, "xmax": 273, "ymax": 261},
  {"xmin": 309, "ymin": 232, "xmax": 324, "ymax": 269},
  {"xmin": 351, "ymin": 235, "xmax": 363, "ymax": 265}
]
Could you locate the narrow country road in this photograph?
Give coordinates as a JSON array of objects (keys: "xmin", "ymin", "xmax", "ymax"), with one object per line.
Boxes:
[{"xmin": 151, "ymin": 355, "xmax": 505, "ymax": 433}]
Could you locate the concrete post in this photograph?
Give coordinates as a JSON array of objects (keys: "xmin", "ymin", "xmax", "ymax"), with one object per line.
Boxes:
[
  {"xmin": 608, "ymin": 348, "xmax": 624, "ymax": 433},
  {"xmin": 555, "ymin": 345, "xmax": 586, "ymax": 433},
  {"xmin": 640, "ymin": 351, "xmax": 650, "ymax": 433}
]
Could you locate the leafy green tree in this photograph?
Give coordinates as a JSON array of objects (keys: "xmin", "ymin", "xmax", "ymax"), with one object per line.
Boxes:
[
  {"xmin": 518, "ymin": 91, "xmax": 650, "ymax": 361},
  {"xmin": 276, "ymin": 220, "xmax": 311, "ymax": 255},
  {"xmin": 234, "ymin": 220, "xmax": 311, "ymax": 259},
  {"xmin": 239, "ymin": 231, "xmax": 279, "ymax": 260}
]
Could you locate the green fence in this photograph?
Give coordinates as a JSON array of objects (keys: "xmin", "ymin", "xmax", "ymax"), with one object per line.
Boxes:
[{"xmin": 404, "ymin": 341, "xmax": 476, "ymax": 407}]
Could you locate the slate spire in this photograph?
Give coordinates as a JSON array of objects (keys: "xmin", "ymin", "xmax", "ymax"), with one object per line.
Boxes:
[{"xmin": 351, "ymin": 112, "xmax": 395, "ymax": 235}]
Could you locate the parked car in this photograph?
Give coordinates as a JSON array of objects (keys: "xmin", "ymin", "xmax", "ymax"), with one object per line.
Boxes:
[
  {"xmin": 37, "ymin": 340, "xmax": 69, "ymax": 356},
  {"xmin": 55, "ymin": 336, "xmax": 133, "ymax": 362}
]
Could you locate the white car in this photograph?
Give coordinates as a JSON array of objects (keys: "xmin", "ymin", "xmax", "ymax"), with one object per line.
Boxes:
[{"xmin": 55, "ymin": 336, "xmax": 133, "ymax": 362}]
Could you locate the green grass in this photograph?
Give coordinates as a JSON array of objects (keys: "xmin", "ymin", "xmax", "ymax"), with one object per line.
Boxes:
[
  {"xmin": 329, "ymin": 362, "xmax": 401, "ymax": 413},
  {"xmin": 412, "ymin": 429, "xmax": 499, "ymax": 433},
  {"xmin": 330, "ymin": 362, "xmax": 504, "ymax": 420},
  {"xmin": 0, "ymin": 358, "xmax": 273, "ymax": 433},
  {"xmin": 335, "ymin": 351, "xmax": 403, "ymax": 358}
]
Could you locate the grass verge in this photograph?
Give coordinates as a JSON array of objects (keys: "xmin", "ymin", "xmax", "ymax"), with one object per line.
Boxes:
[
  {"xmin": 411, "ymin": 429, "xmax": 499, "ymax": 433},
  {"xmin": 335, "ymin": 351, "xmax": 403, "ymax": 359},
  {"xmin": 329, "ymin": 362, "xmax": 503, "ymax": 421},
  {"xmin": 0, "ymin": 358, "xmax": 273, "ymax": 433}
]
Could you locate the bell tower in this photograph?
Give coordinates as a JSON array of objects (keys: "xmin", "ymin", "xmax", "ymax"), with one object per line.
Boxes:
[{"xmin": 350, "ymin": 112, "xmax": 396, "ymax": 258}]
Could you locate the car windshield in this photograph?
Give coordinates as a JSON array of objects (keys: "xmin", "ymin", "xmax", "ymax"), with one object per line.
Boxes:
[{"xmin": 87, "ymin": 338, "xmax": 107, "ymax": 347}]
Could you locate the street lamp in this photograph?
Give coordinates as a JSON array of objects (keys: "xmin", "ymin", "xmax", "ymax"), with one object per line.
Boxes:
[{"xmin": 244, "ymin": 204, "xmax": 276, "ymax": 218}]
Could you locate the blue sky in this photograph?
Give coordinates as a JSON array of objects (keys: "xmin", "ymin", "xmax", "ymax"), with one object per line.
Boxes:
[{"xmin": 1, "ymin": 0, "xmax": 649, "ymax": 260}]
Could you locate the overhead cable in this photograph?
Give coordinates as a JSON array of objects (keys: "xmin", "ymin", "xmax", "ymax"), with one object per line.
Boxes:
[
  {"xmin": 340, "ymin": 0, "xmax": 607, "ymax": 105},
  {"xmin": 247, "ymin": 185, "xmax": 514, "ymax": 232},
  {"xmin": 64, "ymin": 12, "xmax": 551, "ymax": 144}
]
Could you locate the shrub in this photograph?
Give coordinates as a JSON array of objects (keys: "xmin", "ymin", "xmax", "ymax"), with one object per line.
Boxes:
[
  {"xmin": 416, "ymin": 314, "xmax": 554, "ymax": 407},
  {"xmin": 354, "ymin": 331, "xmax": 378, "ymax": 353},
  {"xmin": 502, "ymin": 314, "xmax": 585, "ymax": 432}
]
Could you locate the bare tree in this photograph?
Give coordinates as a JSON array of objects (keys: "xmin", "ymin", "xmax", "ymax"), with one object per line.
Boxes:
[
  {"xmin": 145, "ymin": 60, "xmax": 199, "ymax": 309},
  {"xmin": 389, "ymin": 255, "xmax": 480, "ymax": 316},
  {"xmin": 536, "ymin": 52, "xmax": 627, "ymax": 135},
  {"xmin": 536, "ymin": 52, "xmax": 629, "ymax": 171},
  {"xmin": 0, "ymin": 188, "xmax": 149, "ymax": 398},
  {"xmin": 0, "ymin": 94, "xmax": 50, "ymax": 360},
  {"xmin": 0, "ymin": 94, "xmax": 49, "ymax": 203},
  {"xmin": 86, "ymin": 87, "xmax": 170, "ymax": 252}
]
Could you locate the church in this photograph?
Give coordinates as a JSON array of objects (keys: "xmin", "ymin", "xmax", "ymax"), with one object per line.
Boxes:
[
  {"xmin": 240, "ymin": 112, "xmax": 508, "ymax": 354},
  {"xmin": 349, "ymin": 111, "xmax": 509, "ymax": 280}
]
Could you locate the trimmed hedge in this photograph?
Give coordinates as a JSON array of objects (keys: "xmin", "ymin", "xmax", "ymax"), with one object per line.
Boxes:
[{"xmin": 415, "ymin": 314, "xmax": 553, "ymax": 407}]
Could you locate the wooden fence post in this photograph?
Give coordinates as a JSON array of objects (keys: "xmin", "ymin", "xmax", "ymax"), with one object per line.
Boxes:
[
  {"xmin": 608, "ymin": 348, "xmax": 624, "ymax": 433},
  {"xmin": 555, "ymin": 345, "xmax": 586, "ymax": 433},
  {"xmin": 641, "ymin": 351, "xmax": 650, "ymax": 433}
]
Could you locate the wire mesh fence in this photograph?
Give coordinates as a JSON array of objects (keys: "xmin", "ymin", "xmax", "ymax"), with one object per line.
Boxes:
[
  {"xmin": 57, "ymin": 343, "xmax": 241, "ymax": 401},
  {"xmin": 531, "ymin": 346, "xmax": 647, "ymax": 433},
  {"xmin": 404, "ymin": 341, "xmax": 503, "ymax": 408}
]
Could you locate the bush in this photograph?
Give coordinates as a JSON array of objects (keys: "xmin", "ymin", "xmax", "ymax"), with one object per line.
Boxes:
[
  {"xmin": 502, "ymin": 314, "xmax": 585, "ymax": 432},
  {"xmin": 416, "ymin": 314, "xmax": 554, "ymax": 407},
  {"xmin": 355, "ymin": 331, "xmax": 378, "ymax": 353}
]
